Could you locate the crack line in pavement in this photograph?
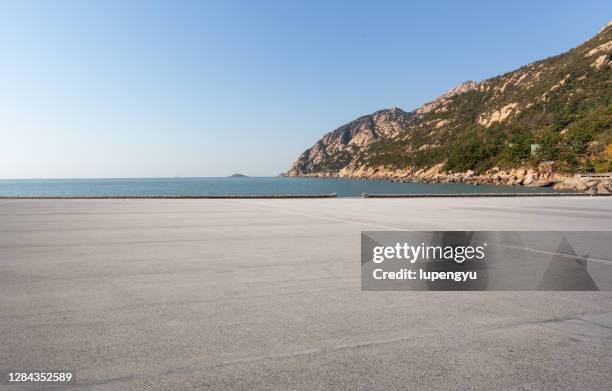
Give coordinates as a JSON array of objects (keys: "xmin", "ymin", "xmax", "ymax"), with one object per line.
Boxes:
[
  {"xmin": 72, "ymin": 333, "xmax": 426, "ymax": 388},
  {"xmin": 483, "ymin": 311, "xmax": 612, "ymax": 332},
  {"xmin": 501, "ymin": 244, "xmax": 612, "ymax": 265},
  {"xmin": 60, "ymin": 310, "xmax": 612, "ymax": 388}
]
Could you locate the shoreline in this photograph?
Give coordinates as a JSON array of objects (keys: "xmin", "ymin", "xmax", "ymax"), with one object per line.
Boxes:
[
  {"xmin": 286, "ymin": 163, "xmax": 612, "ymax": 195},
  {"xmin": 3, "ymin": 192, "xmax": 608, "ymax": 199}
]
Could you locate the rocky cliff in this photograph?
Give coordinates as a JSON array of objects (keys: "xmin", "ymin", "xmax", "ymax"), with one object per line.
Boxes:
[
  {"xmin": 286, "ymin": 21, "xmax": 612, "ymax": 192},
  {"xmin": 286, "ymin": 107, "xmax": 413, "ymax": 176}
]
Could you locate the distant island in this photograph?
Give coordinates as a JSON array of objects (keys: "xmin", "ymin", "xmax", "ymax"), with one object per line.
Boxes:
[{"xmin": 229, "ymin": 173, "xmax": 248, "ymax": 177}]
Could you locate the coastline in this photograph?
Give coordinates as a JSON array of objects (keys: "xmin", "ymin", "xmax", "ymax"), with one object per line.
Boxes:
[{"xmin": 285, "ymin": 162, "xmax": 612, "ymax": 195}]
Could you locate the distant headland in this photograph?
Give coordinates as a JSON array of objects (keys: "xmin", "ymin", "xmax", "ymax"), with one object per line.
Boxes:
[{"xmin": 285, "ymin": 21, "xmax": 612, "ymax": 194}]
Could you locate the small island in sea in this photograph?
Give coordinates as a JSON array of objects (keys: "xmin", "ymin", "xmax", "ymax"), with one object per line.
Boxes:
[{"xmin": 229, "ymin": 173, "xmax": 248, "ymax": 177}]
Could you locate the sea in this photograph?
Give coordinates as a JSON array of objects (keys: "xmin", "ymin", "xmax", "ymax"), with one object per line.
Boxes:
[{"xmin": 0, "ymin": 177, "xmax": 562, "ymax": 198}]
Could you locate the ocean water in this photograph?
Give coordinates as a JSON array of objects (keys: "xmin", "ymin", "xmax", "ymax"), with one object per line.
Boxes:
[{"xmin": 0, "ymin": 177, "xmax": 562, "ymax": 197}]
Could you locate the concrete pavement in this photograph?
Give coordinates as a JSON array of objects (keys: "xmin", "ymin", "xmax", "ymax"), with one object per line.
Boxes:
[{"xmin": 1, "ymin": 197, "xmax": 612, "ymax": 390}]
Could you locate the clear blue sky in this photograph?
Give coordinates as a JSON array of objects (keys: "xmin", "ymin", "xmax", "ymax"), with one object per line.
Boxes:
[{"xmin": 0, "ymin": 0, "xmax": 610, "ymax": 178}]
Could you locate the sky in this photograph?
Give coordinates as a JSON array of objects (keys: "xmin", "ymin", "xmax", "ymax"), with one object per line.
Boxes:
[{"xmin": 0, "ymin": 0, "xmax": 610, "ymax": 178}]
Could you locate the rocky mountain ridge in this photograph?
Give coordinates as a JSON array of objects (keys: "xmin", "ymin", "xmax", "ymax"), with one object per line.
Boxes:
[
  {"xmin": 286, "ymin": 107, "xmax": 413, "ymax": 176},
  {"xmin": 286, "ymin": 21, "xmax": 612, "ymax": 193}
]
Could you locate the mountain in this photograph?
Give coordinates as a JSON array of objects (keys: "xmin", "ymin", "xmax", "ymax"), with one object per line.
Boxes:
[
  {"xmin": 286, "ymin": 107, "xmax": 413, "ymax": 176},
  {"xmin": 286, "ymin": 22, "xmax": 612, "ymax": 191}
]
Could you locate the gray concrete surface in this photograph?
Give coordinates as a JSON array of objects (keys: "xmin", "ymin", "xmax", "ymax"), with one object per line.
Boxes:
[{"xmin": 1, "ymin": 197, "xmax": 612, "ymax": 390}]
